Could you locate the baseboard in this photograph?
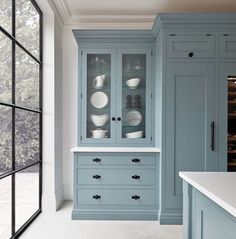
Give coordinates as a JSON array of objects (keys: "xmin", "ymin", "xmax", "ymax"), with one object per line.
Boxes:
[
  {"xmin": 159, "ymin": 212, "xmax": 183, "ymax": 225},
  {"xmin": 72, "ymin": 210, "xmax": 159, "ymax": 221},
  {"xmin": 55, "ymin": 186, "xmax": 64, "ymax": 210}
]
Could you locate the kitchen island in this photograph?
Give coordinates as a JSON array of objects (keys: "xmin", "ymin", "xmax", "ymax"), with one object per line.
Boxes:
[{"xmin": 179, "ymin": 172, "xmax": 236, "ymax": 239}]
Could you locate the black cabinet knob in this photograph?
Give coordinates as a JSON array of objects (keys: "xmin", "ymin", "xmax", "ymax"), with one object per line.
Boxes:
[
  {"xmin": 112, "ymin": 117, "xmax": 116, "ymax": 121},
  {"xmin": 93, "ymin": 158, "xmax": 101, "ymax": 163},
  {"xmin": 117, "ymin": 117, "xmax": 122, "ymax": 121},
  {"xmin": 93, "ymin": 195, "xmax": 101, "ymax": 200},
  {"xmin": 132, "ymin": 158, "xmax": 140, "ymax": 163},
  {"xmin": 93, "ymin": 175, "xmax": 101, "ymax": 179},
  {"xmin": 188, "ymin": 52, "xmax": 194, "ymax": 58},
  {"xmin": 132, "ymin": 195, "xmax": 140, "ymax": 200},
  {"xmin": 132, "ymin": 175, "xmax": 140, "ymax": 180}
]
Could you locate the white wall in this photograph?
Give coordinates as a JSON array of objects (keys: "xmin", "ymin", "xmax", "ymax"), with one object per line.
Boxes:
[
  {"xmin": 35, "ymin": 0, "xmax": 64, "ymax": 209},
  {"xmin": 62, "ymin": 27, "xmax": 78, "ymax": 199},
  {"xmin": 54, "ymin": 15, "xmax": 64, "ymax": 209}
]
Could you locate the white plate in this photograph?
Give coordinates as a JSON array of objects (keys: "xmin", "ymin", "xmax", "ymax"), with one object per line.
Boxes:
[
  {"xmin": 90, "ymin": 92, "xmax": 108, "ymax": 109},
  {"xmin": 127, "ymin": 110, "xmax": 142, "ymax": 126},
  {"xmin": 126, "ymin": 131, "xmax": 143, "ymax": 138}
]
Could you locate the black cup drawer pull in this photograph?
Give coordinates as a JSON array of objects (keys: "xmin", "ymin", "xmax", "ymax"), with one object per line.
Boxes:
[
  {"xmin": 132, "ymin": 195, "xmax": 140, "ymax": 200},
  {"xmin": 188, "ymin": 52, "xmax": 194, "ymax": 58},
  {"xmin": 93, "ymin": 158, "xmax": 101, "ymax": 163},
  {"xmin": 93, "ymin": 175, "xmax": 101, "ymax": 179},
  {"xmin": 93, "ymin": 195, "xmax": 101, "ymax": 200},
  {"xmin": 132, "ymin": 158, "xmax": 140, "ymax": 163},
  {"xmin": 132, "ymin": 175, "xmax": 140, "ymax": 180}
]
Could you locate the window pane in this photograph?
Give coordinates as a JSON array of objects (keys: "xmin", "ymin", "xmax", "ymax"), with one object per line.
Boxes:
[
  {"xmin": 0, "ymin": 0, "xmax": 12, "ymax": 34},
  {"xmin": 0, "ymin": 176, "xmax": 12, "ymax": 239},
  {"xmin": 16, "ymin": 0, "xmax": 40, "ymax": 59},
  {"xmin": 0, "ymin": 31, "xmax": 12, "ymax": 104},
  {"xmin": 15, "ymin": 164, "xmax": 39, "ymax": 231},
  {"xmin": 0, "ymin": 106, "xmax": 12, "ymax": 175},
  {"xmin": 16, "ymin": 46, "xmax": 39, "ymax": 110},
  {"xmin": 15, "ymin": 110, "xmax": 39, "ymax": 169}
]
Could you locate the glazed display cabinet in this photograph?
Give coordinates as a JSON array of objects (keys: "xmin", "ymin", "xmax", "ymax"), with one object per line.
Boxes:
[{"xmin": 80, "ymin": 48, "xmax": 153, "ymax": 146}]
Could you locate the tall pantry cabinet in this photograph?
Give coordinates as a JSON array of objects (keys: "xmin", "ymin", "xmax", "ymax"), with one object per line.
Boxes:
[{"xmin": 153, "ymin": 14, "xmax": 236, "ymax": 224}]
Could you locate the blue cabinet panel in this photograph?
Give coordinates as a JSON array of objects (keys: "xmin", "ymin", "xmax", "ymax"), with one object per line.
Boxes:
[
  {"xmin": 183, "ymin": 183, "xmax": 236, "ymax": 239},
  {"xmin": 77, "ymin": 188, "xmax": 156, "ymax": 206},
  {"xmin": 219, "ymin": 35, "xmax": 236, "ymax": 58},
  {"xmin": 162, "ymin": 63, "xmax": 217, "ymax": 222},
  {"xmin": 166, "ymin": 34, "xmax": 215, "ymax": 59},
  {"xmin": 77, "ymin": 154, "xmax": 156, "ymax": 166},
  {"xmin": 77, "ymin": 168, "xmax": 156, "ymax": 186}
]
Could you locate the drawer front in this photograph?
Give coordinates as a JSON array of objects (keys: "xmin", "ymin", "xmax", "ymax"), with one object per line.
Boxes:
[
  {"xmin": 76, "ymin": 154, "xmax": 156, "ymax": 166},
  {"xmin": 220, "ymin": 35, "xmax": 236, "ymax": 58},
  {"xmin": 77, "ymin": 168, "xmax": 156, "ymax": 186},
  {"xmin": 166, "ymin": 35, "xmax": 215, "ymax": 58},
  {"xmin": 77, "ymin": 189, "xmax": 156, "ymax": 206}
]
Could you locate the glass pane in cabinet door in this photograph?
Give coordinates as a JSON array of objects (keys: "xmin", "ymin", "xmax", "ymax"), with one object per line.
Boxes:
[
  {"xmin": 86, "ymin": 54, "xmax": 111, "ymax": 139},
  {"xmin": 122, "ymin": 54, "xmax": 146, "ymax": 139}
]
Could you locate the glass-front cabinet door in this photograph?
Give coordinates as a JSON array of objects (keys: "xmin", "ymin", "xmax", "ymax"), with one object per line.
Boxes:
[
  {"xmin": 81, "ymin": 49, "xmax": 116, "ymax": 143},
  {"xmin": 117, "ymin": 49, "xmax": 152, "ymax": 144}
]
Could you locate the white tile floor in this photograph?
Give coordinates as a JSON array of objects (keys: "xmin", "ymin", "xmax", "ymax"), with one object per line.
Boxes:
[{"xmin": 22, "ymin": 201, "xmax": 183, "ymax": 239}]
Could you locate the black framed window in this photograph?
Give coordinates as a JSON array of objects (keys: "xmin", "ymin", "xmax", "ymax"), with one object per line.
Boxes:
[{"xmin": 0, "ymin": 0, "xmax": 42, "ymax": 238}]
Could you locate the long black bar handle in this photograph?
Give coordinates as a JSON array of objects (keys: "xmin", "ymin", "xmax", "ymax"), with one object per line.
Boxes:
[{"xmin": 211, "ymin": 121, "xmax": 215, "ymax": 151}]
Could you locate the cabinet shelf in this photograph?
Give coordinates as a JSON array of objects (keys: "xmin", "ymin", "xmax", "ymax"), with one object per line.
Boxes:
[
  {"xmin": 228, "ymin": 162, "xmax": 236, "ymax": 167},
  {"xmin": 228, "ymin": 136, "xmax": 236, "ymax": 141},
  {"xmin": 228, "ymin": 113, "xmax": 236, "ymax": 118},
  {"xmin": 228, "ymin": 150, "xmax": 236, "ymax": 154},
  {"xmin": 228, "ymin": 92, "xmax": 236, "ymax": 96},
  {"xmin": 228, "ymin": 101, "xmax": 236, "ymax": 104}
]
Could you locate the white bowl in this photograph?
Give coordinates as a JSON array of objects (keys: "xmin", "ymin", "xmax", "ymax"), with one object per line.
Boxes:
[
  {"xmin": 91, "ymin": 128, "xmax": 108, "ymax": 138},
  {"xmin": 126, "ymin": 130, "xmax": 143, "ymax": 139},
  {"xmin": 126, "ymin": 78, "xmax": 141, "ymax": 89},
  {"xmin": 91, "ymin": 114, "xmax": 108, "ymax": 126}
]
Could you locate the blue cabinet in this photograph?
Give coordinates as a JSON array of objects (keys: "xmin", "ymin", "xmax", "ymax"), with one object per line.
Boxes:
[
  {"xmin": 72, "ymin": 153, "xmax": 159, "ymax": 220},
  {"xmin": 183, "ymin": 181, "xmax": 236, "ymax": 239},
  {"xmin": 78, "ymin": 46, "xmax": 154, "ymax": 146},
  {"xmin": 153, "ymin": 14, "xmax": 236, "ymax": 225}
]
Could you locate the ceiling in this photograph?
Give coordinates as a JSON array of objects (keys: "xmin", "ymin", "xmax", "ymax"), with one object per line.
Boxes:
[{"xmin": 51, "ymin": 0, "xmax": 236, "ymax": 28}]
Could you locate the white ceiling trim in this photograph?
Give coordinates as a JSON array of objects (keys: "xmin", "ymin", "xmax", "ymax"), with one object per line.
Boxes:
[{"xmin": 51, "ymin": 0, "xmax": 156, "ymax": 28}]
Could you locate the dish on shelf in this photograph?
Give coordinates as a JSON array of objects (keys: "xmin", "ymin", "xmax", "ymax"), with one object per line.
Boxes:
[
  {"xmin": 126, "ymin": 78, "xmax": 140, "ymax": 89},
  {"xmin": 90, "ymin": 128, "xmax": 108, "ymax": 138},
  {"xmin": 126, "ymin": 110, "xmax": 142, "ymax": 126},
  {"xmin": 91, "ymin": 114, "xmax": 108, "ymax": 126},
  {"xmin": 90, "ymin": 92, "xmax": 108, "ymax": 108},
  {"xmin": 126, "ymin": 130, "xmax": 143, "ymax": 138},
  {"xmin": 93, "ymin": 74, "xmax": 106, "ymax": 89}
]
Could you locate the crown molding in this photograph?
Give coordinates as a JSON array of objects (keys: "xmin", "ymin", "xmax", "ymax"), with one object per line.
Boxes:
[{"xmin": 51, "ymin": 0, "xmax": 156, "ymax": 28}]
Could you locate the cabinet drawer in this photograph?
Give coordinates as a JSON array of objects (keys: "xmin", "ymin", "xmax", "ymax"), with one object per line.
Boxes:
[
  {"xmin": 76, "ymin": 155, "xmax": 156, "ymax": 166},
  {"xmin": 77, "ymin": 189, "xmax": 156, "ymax": 206},
  {"xmin": 166, "ymin": 34, "xmax": 215, "ymax": 58},
  {"xmin": 77, "ymin": 168, "xmax": 156, "ymax": 186},
  {"xmin": 220, "ymin": 35, "xmax": 236, "ymax": 58}
]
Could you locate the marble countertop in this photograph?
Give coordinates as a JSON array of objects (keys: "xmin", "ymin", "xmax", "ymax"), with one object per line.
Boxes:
[
  {"xmin": 71, "ymin": 147, "xmax": 160, "ymax": 153},
  {"xmin": 179, "ymin": 172, "xmax": 236, "ymax": 218}
]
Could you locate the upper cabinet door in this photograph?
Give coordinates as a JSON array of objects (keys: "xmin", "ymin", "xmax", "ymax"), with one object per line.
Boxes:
[
  {"xmin": 116, "ymin": 49, "xmax": 153, "ymax": 145},
  {"xmin": 80, "ymin": 49, "xmax": 117, "ymax": 144}
]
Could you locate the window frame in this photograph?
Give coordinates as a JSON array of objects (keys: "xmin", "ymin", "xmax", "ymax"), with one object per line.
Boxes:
[{"xmin": 0, "ymin": 0, "xmax": 43, "ymax": 238}]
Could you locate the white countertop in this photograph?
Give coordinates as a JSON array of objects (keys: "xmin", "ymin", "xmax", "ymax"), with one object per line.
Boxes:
[
  {"xmin": 179, "ymin": 172, "xmax": 236, "ymax": 218},
  {"xmin": 71, "ymin": 147, "xmax": 160, "ymax": 153}
]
